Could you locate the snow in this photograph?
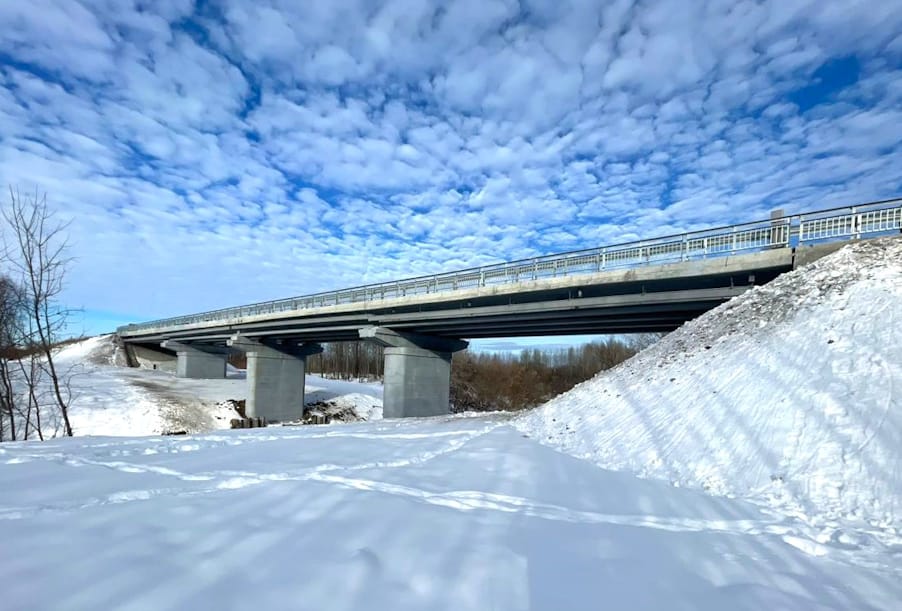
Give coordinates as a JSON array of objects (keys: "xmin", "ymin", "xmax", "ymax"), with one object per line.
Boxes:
[
  {"xmin": 51, "ymin": 337, "xmax": 168, "ymax": 437},
  {"xmin": 306, "ymin": 376, "xmax": 384, "ymax": 421},
  {"xmin": 55, "ymin": 335, "xmax": 112, "ymax": 362},
  {"xmin": 2, "ymin": 418, "xmax": 901, "ymax": 610},
  {"xmin": 516, "ymin": 238, "xmax": 902, "ymax": 535}
]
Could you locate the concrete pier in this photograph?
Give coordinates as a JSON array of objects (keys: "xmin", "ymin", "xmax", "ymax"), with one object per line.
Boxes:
[
  {"xmin": 360, "ymin": 327, "xmax": 468, "ymax": 418},
  {"xmin": 228, "ymin": 335, "xmax": 322, "ymax": 423},
  {"xmin": 161, "ymin": 341, "xmax": 228, "ymax": 379}
]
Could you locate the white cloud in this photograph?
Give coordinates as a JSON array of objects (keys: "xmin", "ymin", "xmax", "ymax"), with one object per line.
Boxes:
[{"xmin": 0, "ymin": 0, "xmax": 899, "ymax": 333}]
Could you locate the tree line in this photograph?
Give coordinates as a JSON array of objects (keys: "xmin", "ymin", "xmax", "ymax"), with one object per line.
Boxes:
[
  {"xmin": 306, "ymin": 334, "xmax": 661, "ymax": 411},
  {"xmin": 450, "ymin": 336, "xmax": 657, "ymax": 412},
  {"xmin": 0, "ymin": 188, "xmax": 74, "ymax": 441},
  {"xmin": 306, "ymin": 341, "xmax": 385, "ymax": 380}
]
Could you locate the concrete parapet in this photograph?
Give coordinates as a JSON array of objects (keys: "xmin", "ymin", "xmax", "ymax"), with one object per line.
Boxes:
[
  {"xmin": 161, "ymin": 341, "xmax": 228, "ymax": 379},
  {"xmin": 228, "ymin": 335, "xmax": 323, "ymax": 423},
  {"xmin": 361, "ymin": 327, "xmax": 468, "ymax": 418}
]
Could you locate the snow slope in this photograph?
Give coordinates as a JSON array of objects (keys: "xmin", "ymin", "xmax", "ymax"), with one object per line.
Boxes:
[
  {"xmin": 516, "ymin": 238, "xmax": 902, "ymax": 533},
  {"xmin": 2, "ymin": 418, "xmax": 901, "ymax": 611},
  {"xmin": 52, "ymin": 336, "xmax": 169, "ymax": 437}
]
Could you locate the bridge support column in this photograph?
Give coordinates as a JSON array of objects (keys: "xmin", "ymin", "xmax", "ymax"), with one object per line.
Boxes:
[
  {"xmin": 360, "ymin": 327, "xmax": 468, "ymax": 418},
  {"xmin": 161, "ymin": 341, "xmax": 228, "ymax": 379},
  {"xmin": 228, "ymin": 335, "xmax": 323, "ymax": 423}
]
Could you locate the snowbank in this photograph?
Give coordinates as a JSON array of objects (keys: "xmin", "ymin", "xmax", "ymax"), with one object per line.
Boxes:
[
  {"xmin": 516, "ymin": 238, "xmax": 902, "ymax": 528},
  {"xmin": 306, "ymin": 376, "xmax": 384, "ymax": 421}
]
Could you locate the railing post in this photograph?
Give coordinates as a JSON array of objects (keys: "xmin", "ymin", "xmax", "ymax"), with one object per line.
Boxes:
[
  {"xmin": 770, "ymin": 209, "xmax": 784, "ymax": 247},
  {"xmin": 852, "ymin": 206, "xmax": 860, "ymax": 239},
  {"xmin": 601, "ymin": 248, "xmax": 606, "ymax": 269}
]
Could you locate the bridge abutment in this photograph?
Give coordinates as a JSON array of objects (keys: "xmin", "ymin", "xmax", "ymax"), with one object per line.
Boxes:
[
  {"xmin": 228, "ymin": 335, "xmax": 323, "ymax": 423},
  {"xmin": 361, "ymin": 327, "xmax": 468, "ymax": 418},
  {"xmin": 161, "ymin": 341, "xmax": 228, "ymax": 379}
]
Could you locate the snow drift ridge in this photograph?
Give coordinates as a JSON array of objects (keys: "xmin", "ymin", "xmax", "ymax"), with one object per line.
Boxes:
[{"xmin": 517, "ymin": 237, "xmax": 902, "ymax": 529}]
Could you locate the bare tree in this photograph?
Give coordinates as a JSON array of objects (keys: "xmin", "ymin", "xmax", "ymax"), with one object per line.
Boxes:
[{"xmin": 2, "ymin": 187, "xmax": 75, "ymax": 438}]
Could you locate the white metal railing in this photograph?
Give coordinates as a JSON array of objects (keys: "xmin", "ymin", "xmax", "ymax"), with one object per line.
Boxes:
[
  {"xmin": 799, "ymin": 205, "xmax": 902, "ymax": 241},
  {"xmin": 118, "ymin": 198, "xmax": 902, "ymax": 335}
]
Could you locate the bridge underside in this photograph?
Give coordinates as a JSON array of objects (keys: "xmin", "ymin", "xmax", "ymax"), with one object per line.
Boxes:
[
  {"xmin": 125, "ymin": 264, "xmax": 783, "ymax": 346},
  {"xmin": 123, "ymin": 257, "xmax": 792, "ymax": 419}
]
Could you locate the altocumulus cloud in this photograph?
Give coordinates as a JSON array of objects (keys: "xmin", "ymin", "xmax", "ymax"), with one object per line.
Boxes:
[{"xmin": 0, "ymin": 0, "xmax": 900, "ymax": 332}]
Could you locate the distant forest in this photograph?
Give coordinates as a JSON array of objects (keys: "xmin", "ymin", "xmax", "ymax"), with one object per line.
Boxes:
[{"xmin": 301, "ymin": 335, "xmax": 661, "ymax": 412}]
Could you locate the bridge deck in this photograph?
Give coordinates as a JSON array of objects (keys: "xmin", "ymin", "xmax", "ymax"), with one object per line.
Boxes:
[
  {"xmin": 119, "ymin": 198, "xmax": 901, "ymax": 344},
  {"xmin": 122, "ymin": 248, "xmax": 793, "ymax": 344}
]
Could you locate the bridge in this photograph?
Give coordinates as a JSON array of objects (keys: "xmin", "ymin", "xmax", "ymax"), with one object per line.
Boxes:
[{"xmin": 118, "ymin": 198, "xmax": 902, "ymax": 420}]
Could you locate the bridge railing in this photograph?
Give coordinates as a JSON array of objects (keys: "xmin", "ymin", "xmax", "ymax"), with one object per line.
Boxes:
[
  {"xmin": 798, "ymin": 203, "xmax": 902, "ymax": 242},
  {"xmin": 118, "ymin": 198, "xmax": 902, "ymax": 335}
]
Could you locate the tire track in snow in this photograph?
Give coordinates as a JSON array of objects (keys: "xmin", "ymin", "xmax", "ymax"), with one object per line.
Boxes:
[
  {"xmin": 308, "ymin": 472, "xmax": 782, "ymax": 534},
  {"xmin": 0, "ymin": 423, "xmax": 502, "ymax": 519}
]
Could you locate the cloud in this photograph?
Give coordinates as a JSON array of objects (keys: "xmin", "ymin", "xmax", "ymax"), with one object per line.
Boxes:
[{"xmin": 0, "ymin": 0, "xmax": 900, "ymax": 334}]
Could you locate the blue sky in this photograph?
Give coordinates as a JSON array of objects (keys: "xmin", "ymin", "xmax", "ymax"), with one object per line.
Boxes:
[{"xmin": 1, "ymin": 1, "xmax": 900, "ymax": 345}]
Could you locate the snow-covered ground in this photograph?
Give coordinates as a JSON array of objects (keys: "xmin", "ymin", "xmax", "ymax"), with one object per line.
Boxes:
[
  {"xmin": 1, "ymin": 238, "xmax": 901, "ymax": 609},
  {"xmin": 53, "ymin": 336, "xmax": 384, "ymax": 436},
  {"xmin": 516, "ymin": 237, "xmax": 902, "ymax": 548},
  {"xmin": 2, "ymin": 417, "xmax": 901, "ymax": 610}
]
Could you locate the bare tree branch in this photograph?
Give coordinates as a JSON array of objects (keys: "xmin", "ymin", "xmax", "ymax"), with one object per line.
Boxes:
[{"xmin": 0, "ymin": 187, "xmax": 75, "ymax": 440}]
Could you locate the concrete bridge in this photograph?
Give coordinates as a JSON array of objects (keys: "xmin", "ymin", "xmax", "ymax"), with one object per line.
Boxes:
[{"xmin": 118, "ymin": 199, "xmax": 901, "ymax": 420}]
